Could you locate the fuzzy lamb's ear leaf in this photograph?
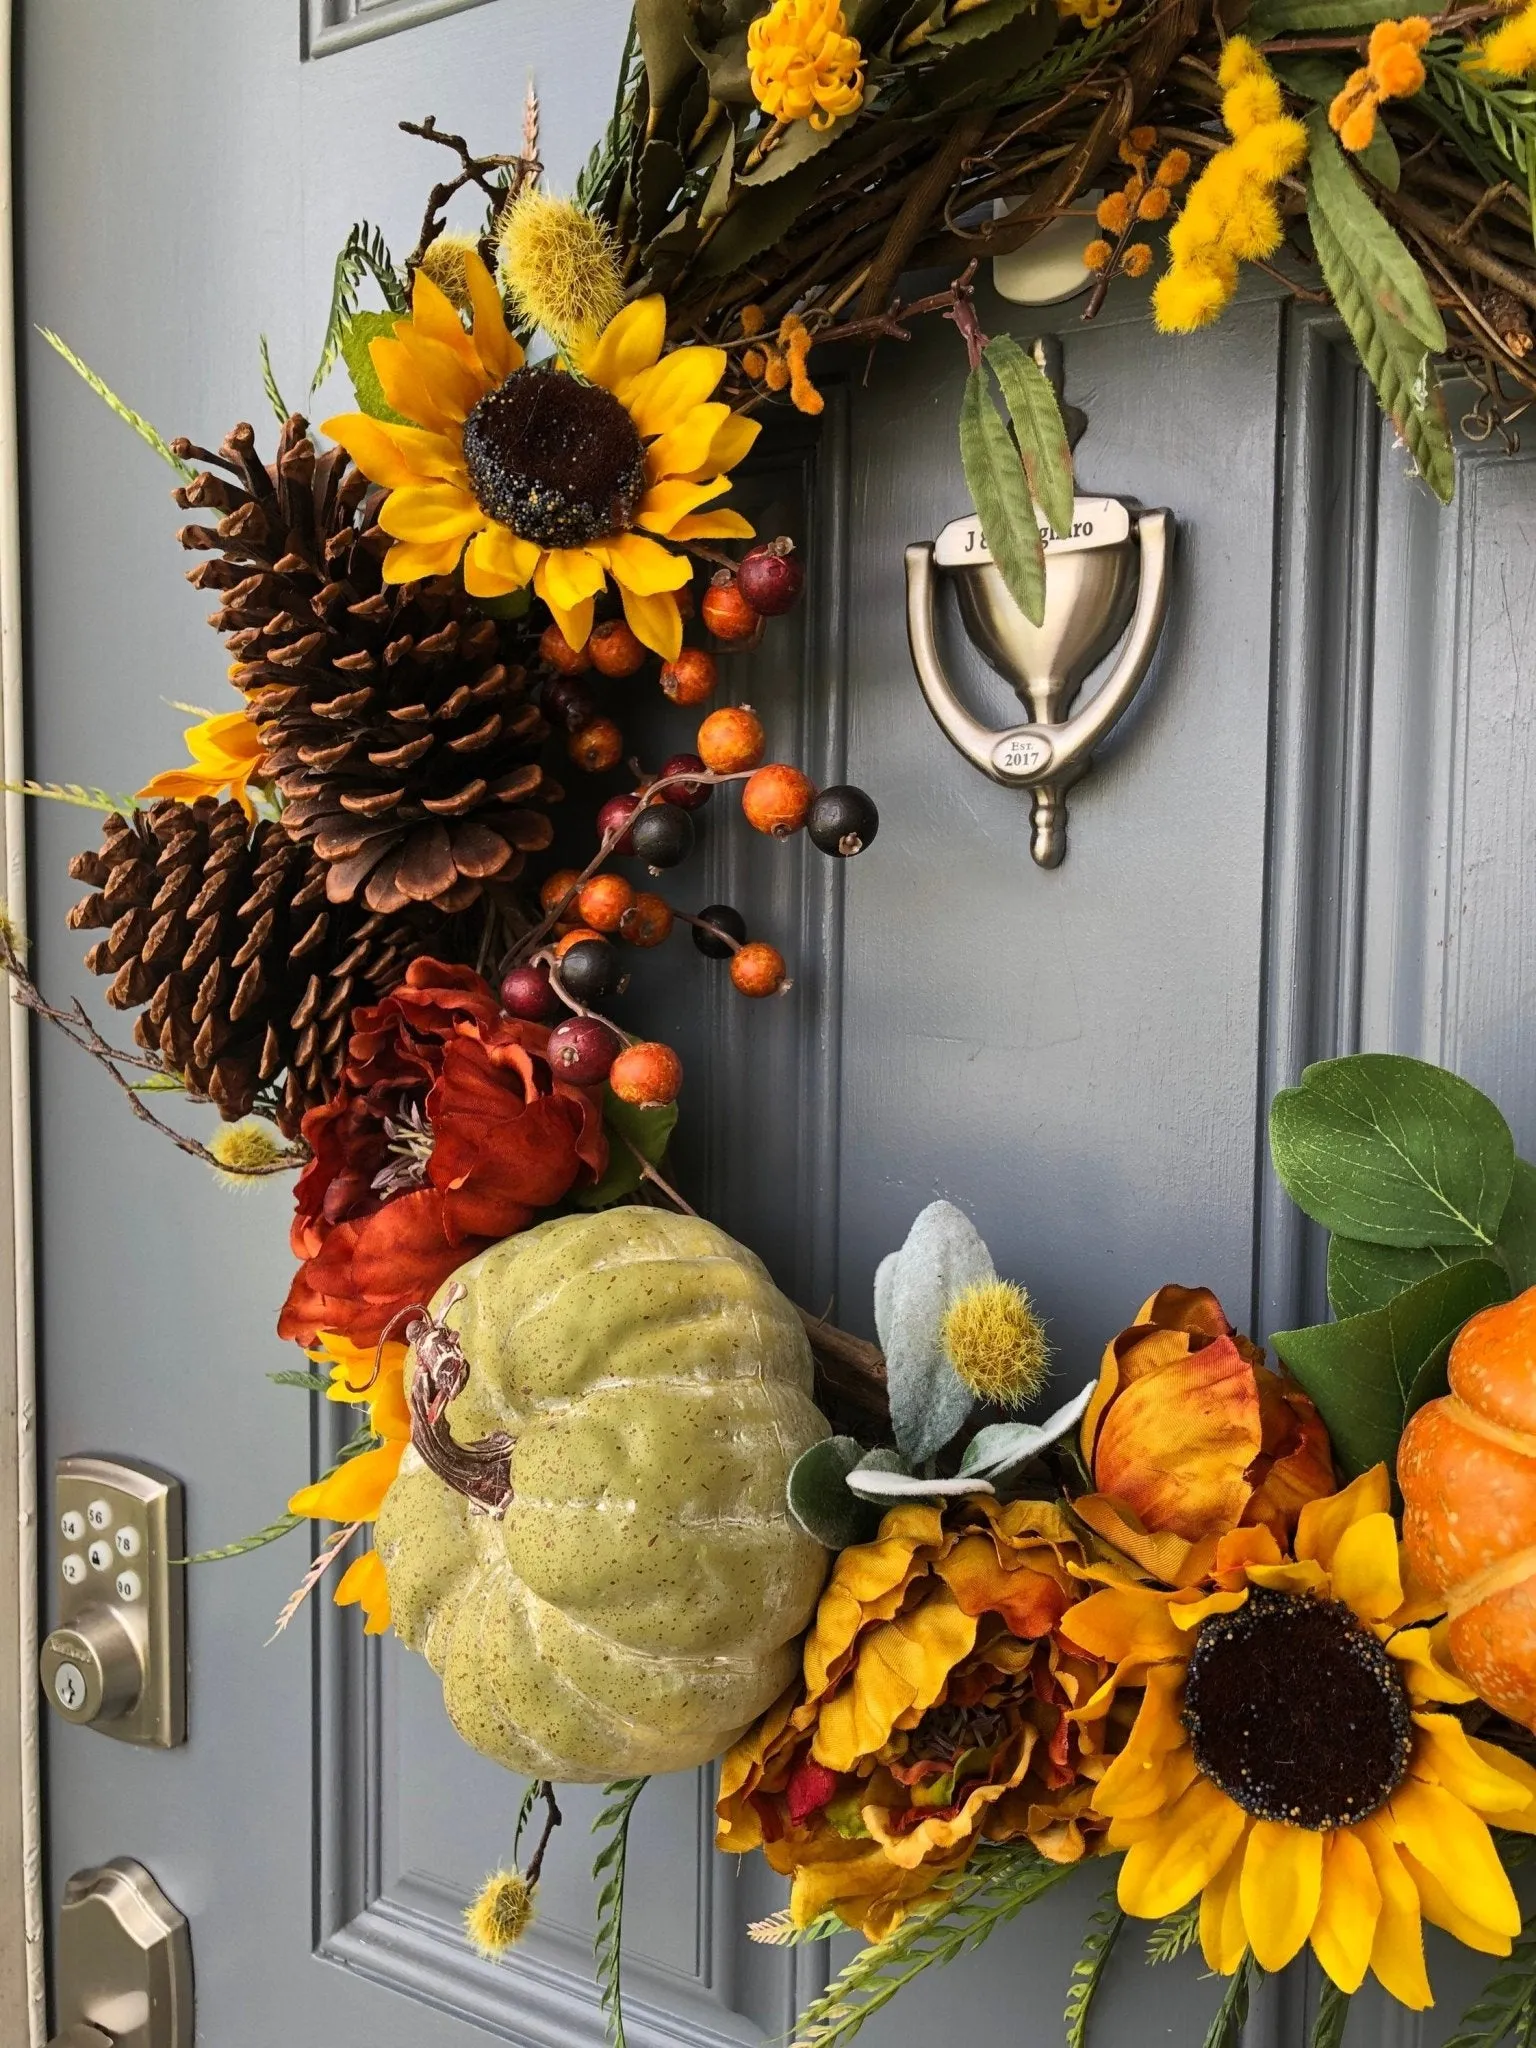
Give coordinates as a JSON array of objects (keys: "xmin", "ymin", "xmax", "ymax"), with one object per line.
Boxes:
[
  {"xmin": 880, "ymin": 1200, "xmax": 995, "ymax": 1464},
  {"xmin": 846, "ymin": 1450, "xmax": 996, "ymax": 1503},
  {"xmin": 787, "ymin": 1437, "xmax": 884, "ymax": 1549},
  {"xmin": 959, "ymin": 1384, "xmax": 1094, "ymax": 1481}
]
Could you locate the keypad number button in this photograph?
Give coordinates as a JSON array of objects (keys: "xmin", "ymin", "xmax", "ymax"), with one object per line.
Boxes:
[
  {"xmin": 61, "ymin": 1554, "xmax": 86, "ymax": 1587},
  {"xmin": 87, "ymin": 1540, "xmax": 113, "ymax": 1574},
  {"xmin": 115, "ymin": 1571, "xmax": 142, "ymax": 1604},
  {"xmin": 60, "ymin": 1510, "xmax": 85, "ymax": 1542},
  {"xmin": 114, "ymin": 1526, "xmax": 141, "ymax": 1558},
  {"xmin": 86, "ymin": 1499, "xmax": 113, "ymax": 1532}
]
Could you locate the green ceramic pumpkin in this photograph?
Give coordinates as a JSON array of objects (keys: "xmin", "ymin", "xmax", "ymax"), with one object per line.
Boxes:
[{"xmin": 374, "ymin": 1206, "xmax": 830, "ymax": 1781}]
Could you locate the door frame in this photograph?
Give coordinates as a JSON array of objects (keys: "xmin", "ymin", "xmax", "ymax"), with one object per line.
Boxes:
[{"xmin": 0, "ymin": 0, "xmax": 44, "ymax": 2036}]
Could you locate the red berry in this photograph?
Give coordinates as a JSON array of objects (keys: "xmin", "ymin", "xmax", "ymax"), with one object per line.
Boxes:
[
  {"xmin": 589, "ymin": 620, "xmax": 648, "ymax": 678},
  {"xmin": 577, "ymin": 874, "xmax": 635, "ymax": 932},
  {"xmin": 659, "ymin": 647, "xmax": 717, "ymax": 706},
  {"xmin": 500, "ymin": 961, "xmax": 559, "ymax": 1021},
  {"xmin": 546, "ymin": 1017, "xmax": 621, "ymax": 1085},
  {"xmin": 540, "ymin": 622, "xmax": 591, "ymax": 674},
  {"xmin": 731, "ymin": 942, "xmax": 789, "ymax": 998},
  {"xmin": 697, "ymin": 705, "xmax": 766, "ymax": 774},
  {"xmin": 569, "ymin": 717, "xmax": 624, "ymax": 773},
  {"xmin": 701, "ymin": 574, "xmax": 760, "ymax": 643},
  {"xmin": 609, "ymin": 1041, "xmax": 683, "ymax": 1109},
  {"xmin": 597, "ymin": 791, "xmax": 644, "ymax": 853},
  {"xmin": 655, "ymin": 753, "xmax": 713, "ymax": 810},
  {"xmin": 737, "ymin": 539, "xmax": 804, "ymax": 617},
  {"xmin": 742, "ymin": 763, "xmax": 817, "ymax": 837}
]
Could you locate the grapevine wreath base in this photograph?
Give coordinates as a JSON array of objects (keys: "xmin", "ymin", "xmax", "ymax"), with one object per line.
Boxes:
[{"xmin": 14, "ymin": 10, "xmax": 1536, "ymax": 2044}]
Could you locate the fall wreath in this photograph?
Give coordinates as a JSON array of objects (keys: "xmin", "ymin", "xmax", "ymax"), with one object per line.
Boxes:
[{"xmin": 14, "ymin": 6, "xmax": 1536, "ymax": 2045}]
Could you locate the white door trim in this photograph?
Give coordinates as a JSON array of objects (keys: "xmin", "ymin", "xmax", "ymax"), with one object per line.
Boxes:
[{"xmin": 0, "ymin": 0, "xmax": 44, "ymax": 2035}]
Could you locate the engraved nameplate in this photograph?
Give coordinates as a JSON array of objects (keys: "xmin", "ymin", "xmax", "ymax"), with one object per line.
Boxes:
[{"xmin": 934, "ymin": 496, "xmax": 1131, "ymax": 568}]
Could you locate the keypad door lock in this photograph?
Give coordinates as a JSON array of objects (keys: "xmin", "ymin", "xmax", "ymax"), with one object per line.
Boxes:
[
  {"xmin": 41, "ymin": 1457, "xmax": 185, "ymax": 1747},
  {"xmin": 46, "ymin": 1859, "xmax": 191, "ymax": 2048}
]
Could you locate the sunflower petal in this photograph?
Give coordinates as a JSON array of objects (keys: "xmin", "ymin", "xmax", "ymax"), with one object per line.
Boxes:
[
  {"xmin": 534, "ymin": 569, "xmax": 595, "ymax": 653},
  {"xmin": 335, "ymin": 1548, "xmax": 392, "ymax": 1634},
  {"xmin": 598, "ymin": 531, "xmax": 693, "ymax": 596},
  {"xmin": 382, "ymin": 536, "xmax": 471, "ymax": 582},
  {"xmin": 1310, "ymin": 1828, "xmax": 1380, "ymax": 1994},
  {"xmin": 1411, "ymin": 1713, "xmax": 1534, "ymax": 1817},
  {"xmin": 1356, "ymin": 1818, "xmax": 1431, "ymax": 2010},
  {"xmin": 1469, "ymin": 1737, "xmax": 1536, "ymax": 1833},
  {"xmin": 1399, "ymin": 1848, "xmax": 1514, "ymax": 1957},
  {"xmin": 1295, "ymin": 1465, "xmax": 1391, "ymax": 1569},
  {"xmin": 1199, "ymin": 1835, "xmax": 1251, "ymax": 1974},
  {"xmin": 635, "ymin": 474, "xmax": 731, "ymax": 535},
  {"xmin": 618, "ymin": 583, "xmax": 684, "ymax": 661},
  {"xmin": 321, "ymin": 412, "xmax": 466, "ymax": 489},
  {"xmin": 668, "ymin": 509, "xmax": 757, "ymax": 541},
  {"xmin": 645, "ymin": 402, "xmax": 732, "ymax": 484},
  {"xmin": 538, "ymin": 546, "xmax": 608, "ymax": 613},
  {"xmin": 378, "ymin": 482, "xmax": 485, "ymax": 544},
  {"xmin": 582, "ymin": 297, "xmax": 668, "ymax": 391},
  {"xmin": 1329, "ymin": 1512, "xmax": 1403, "ymax": 1620},
  {"xmin": 1388, "ymin": 1777, "xmax": 1521, "ymax": 1937},
  {"xmin": 288, "ymin": 1439, "xmax": 407, "ymax": 1523},
  {"xmin": 1093, "ymin": 1665, "xmax": 1188, "ymax": 1817},
  {"xmin": 1059, "ymin": 1585, "xmax": 1188, "ymax": 1667},
  {"xmin": 1239, "ymin": 1820, "xmax": 1322, "ymax": 1972},
  {"xmin": 369, "ymin": 336, "xmax": 461, "ymax": 433},
  {"xmin": 463, "ymin": 525, "xmax": 540, "ymax": 598},
  {"xmin": 410, "ymin": 265, "xmax": 482, "ymax": 370},
  {"xmin": 698, "ymin": 412, "xmax": 761, "ymax": 477},
  {"xmin": 465, "ymin": 250, "xmax": 522, "ymax": 385},
  {"xmin": 619, "ymin": 345, "xmax": 728, "ymax": 438},
  {"xmin": 1389, "ymin": 1623, "xmax": 1478, "ymax": 1705},
  {"xmin": 391, "ymin": 326, "xmax": 489, "ymax": 420},
  {"xmin": 1118, "ymin": 1775, "xmax": 1248, "ymax": 1918}
]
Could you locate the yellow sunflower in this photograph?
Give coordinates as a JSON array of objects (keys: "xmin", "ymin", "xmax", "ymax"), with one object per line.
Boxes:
[
  {"xmin": 138, "ymin": 708, "xmax": 266, "ymax": 820},
  {"xmin": 1060, "ymin": 1467, "xmax": 1536, "ymax": 2009},
  {"xmin": 288, "ymin": 1332, "xmax": 410, "ymax": 1635},
  {"xmin": 321, "ymin": 252, "xmax": 758, "ymax": 661}
]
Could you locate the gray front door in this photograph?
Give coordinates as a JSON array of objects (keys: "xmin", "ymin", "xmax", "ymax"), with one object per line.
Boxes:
[{"xmin": 22, "ymin": 4, "xmax": 1533, "ymax": 2045}]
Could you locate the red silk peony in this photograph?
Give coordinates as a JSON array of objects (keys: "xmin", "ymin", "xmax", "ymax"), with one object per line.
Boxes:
[{"xmin": 278, "ymin": 960, "xmax": 606, "ymax": 1346}]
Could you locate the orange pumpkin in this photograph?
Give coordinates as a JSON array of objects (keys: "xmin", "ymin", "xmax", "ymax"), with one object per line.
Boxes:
[{"xmin": 1398, "ymin": 1286, "xmax": 1536, "ymax": 1732}]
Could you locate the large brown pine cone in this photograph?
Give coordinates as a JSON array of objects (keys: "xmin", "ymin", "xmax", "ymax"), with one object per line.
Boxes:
[
  {"xmin": 66, "ymin": 797, "xmax": 430, "ymax": 1137},
  {"xmin": 176, "ymin": 414, "xmax": 558, "ymax": 914}
]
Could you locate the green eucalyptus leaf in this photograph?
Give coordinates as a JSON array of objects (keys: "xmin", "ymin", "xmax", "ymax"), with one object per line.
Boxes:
[
  {"xmin": 1306, "ymin": 115, "xmax": 1441, "ymax": 350},
  {"xmin": 340, "ymin": 310, "xmax": 407, "ymax": 424},
  {"xmin": 573, "ymin": 1092, "xmax": 679, "ymax": 1210},
  {"xmin": 787, "ymin": 1437, "xmax": 884, "ymax": 1548},
  {"xmin": 959, "ymin": 364, "xmax": 1046, "ymax": 627},
  {"xmin": 983, "ymin": 335, "xmax": 1074, "ymax": 539},
  {"xmin": 1271, "ymin": 1258, "xmax": 1510, "ymax": 1475},
  {"xmin": 1326, "ymin": 1237, "xmax": 1481, "ymax": 1318},
  {"xmin": 1269, "ymin": 1054, "xmax": 1513, "ymax": 1247},
  {"xmin": 1497, "ymin": 1157, "xmax": 1536, "ymax": 1291}
]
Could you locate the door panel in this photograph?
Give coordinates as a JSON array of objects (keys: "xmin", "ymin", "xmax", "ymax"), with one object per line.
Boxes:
[{"xmin": 20, "ymin": 6, "xmax": 1534, "ymax": 2047}]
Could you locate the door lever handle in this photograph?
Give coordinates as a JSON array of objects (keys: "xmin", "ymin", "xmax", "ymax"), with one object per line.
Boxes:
[
  {"xmin": 50, "ymin": 1861, "xmax": 191, "ymax": 2048},
  {"xmin": 47, "ymin": 2028, "xmax": 113, "ymax": 2048}
]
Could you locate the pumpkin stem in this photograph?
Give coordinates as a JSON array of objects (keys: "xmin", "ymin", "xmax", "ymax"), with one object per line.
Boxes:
[{"xmin": 403, "ymin": 1285, "xmax": 515, "ymax": 1517}]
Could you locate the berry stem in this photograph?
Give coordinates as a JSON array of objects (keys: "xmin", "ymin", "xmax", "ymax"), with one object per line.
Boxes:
[
  {"xmin": 539, "ymin": 952, "xmax": 638, "ymax": 1047},
  {"xmin": 618, "ymin": 1130, "xmax": 699, "ymax": 1217},
  {"xmin": 676, "ymin": 910, "xmax": 744, "ymax": 954}
]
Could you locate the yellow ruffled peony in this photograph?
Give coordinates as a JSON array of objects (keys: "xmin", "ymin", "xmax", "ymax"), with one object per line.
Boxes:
[
  {"xmin": 1152, "ymin": 39, "xmax": 1307, "ymax": 334},
  {"xmin": 748, "ymin": 0, "xmax": 865, "ymax": 130},
  {"xmin": 1061, "ymin": 1468, "xmax": 1536, "ymax": 2008},
  {"xmin": 288, "ymin": 1332, "xmax": 410, "ymax": 1635},
  {"xmin": 717, "ymin": 1498, "xmax": 1110, "ymax": 1940},
  {"xmin": 322, "ymin": 252, "xmax": 758, "ymax": 660},
  {"xmin": 138, "ymin": 708, "xmax": 266, "ymax": 821}
]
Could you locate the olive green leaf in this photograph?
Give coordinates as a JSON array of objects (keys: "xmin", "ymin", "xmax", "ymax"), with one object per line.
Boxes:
[
  {"xmin": 1306, "ymin": 116, "xmax": 1442, "ymax": 350},
  {"xmin": 738, "ymin": 110, "xmax": 857, "ymax": 183},
  {"xmin": 983, "ymin": 335, "xmax": 1074, "ymax": 540},
  {"xmin": 633, "ymin": 0, "xmax": 700, "ymax": 129},
  {"xmin": 787, "ymin": 1437, "xmax": 884, "ymax": 1548},
  {"xmin": 1306, "ymin": 187, "xmax": 1454, "ymax": 504},
  {"xmin": 340, "ymin": 310, "xmax": 408, "ymax": 425},
  {"xmin": 931, "ymin": 0, "xmax": 1045, "ymax": 46},
  {"xmin": 1270, "ymin": 1054, "xmax": 1514, "ymax": 1247},
  {"xmin": 1249, "ymin": 0, "xmax": 1418, "ymax": 32},
  {"xmin": 1326, "ymin": 1236, "xmax": 1481, "ymax": 1318},
  {"xmin": 1271, "ymin": 1257, "xmax": 1509, "ymax": 1475},
  {"xmin": 574, "ymin": 1093, "xmax": 680, "ymax": 1209},
  {"xmin": 959, "ymin": 363, "xmax": 1046, "ymax": 627}
]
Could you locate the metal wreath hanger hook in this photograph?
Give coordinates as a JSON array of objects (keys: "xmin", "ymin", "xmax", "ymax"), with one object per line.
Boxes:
[{"xmin": 904, "ymin": 360, "xmax": 1176, "ymax": 868}]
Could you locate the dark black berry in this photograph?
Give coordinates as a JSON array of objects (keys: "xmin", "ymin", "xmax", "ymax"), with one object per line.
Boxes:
[
  {"xmin": 557, "ymin": 938, "xmax": 623, "ymax": 1004},
  {"xmin": 629, "ymin": 803, "xmax": 696, "ymax": 870},
  {"xmin": 807, "ymin": 785, "xmax": 879, "ymax": 858},
  {"xmin": 540, "ymin": 674, "xmax": 600, "ymax": 733},
  {"xmin": 692, "ymin": 904, "xmax": 747, "ymax": 959}
]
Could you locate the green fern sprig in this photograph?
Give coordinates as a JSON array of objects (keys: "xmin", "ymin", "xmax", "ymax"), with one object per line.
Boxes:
[
  {"xmin": 511, "ymin": 1779, "xmax": 541, "ymax": 1863},
  {"xmin": 1204, "ymin": 1954, "xmax": 1258, "ymax": 2048},
  {"xmin": 1311, "ymin": 1978, "xmax": 1353, "ymax": 2048},
  {"xmin": 592, "ymin": 1776, "xmax": 648, "ymax": 2048},
  {"xmin": 1423, "ymin": 51, "xmax": 1536, "ymax": 226},
  {"xmin": 1442, "ymin": 1913, "xmax": 1536, "ymax": 2048},
  {"xmin": 1146, "ymin": 1898, "xmax": 1201, "ymax": 1965},
  {"xmin": 36, "ymin": 330, "xmax": 195, "ymax": 478},
  {"xmin": 1065, "ymin": 1882, "xmax": 1125, "ymax": 2048},
  {"xmin": 1002, "ymin": 18, "xmax": 1132, "ymax": 104},
  {"xmin": 748, "ymin": 1907, "xmax": 847, "ymax": 1946},
  {"xmin": 1, "ymin": 778, "xmax": 140, "ymax": 814},
  {"xmin": 309, "ymin": 221, "xmax": 408, "ymax": 397},
  {"xmin": 268, "ymin": 1368, "xmax": 331, "ymax": 1393},
  {"xmin": 259, "ymin": 335, "xmax": 289, "ymax": 425},
  {"xmin": 787, "ymin": 1846, "xmax": 1079, "ymax": 2048},
  {"xmin": 177, "ymin": 1511, "xmax": 304, "ymax": 1565}
]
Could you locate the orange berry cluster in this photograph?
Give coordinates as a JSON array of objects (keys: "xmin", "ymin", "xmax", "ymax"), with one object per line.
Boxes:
[{"xmin": 1082, "ymin": 129, "xmax": 1192, "ymax": 287}]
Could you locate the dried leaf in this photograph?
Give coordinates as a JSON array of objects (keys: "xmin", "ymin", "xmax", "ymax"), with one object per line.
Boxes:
[{"xmin": 959, "ymin": 363, "xmax": 1047, "ymax": 627}]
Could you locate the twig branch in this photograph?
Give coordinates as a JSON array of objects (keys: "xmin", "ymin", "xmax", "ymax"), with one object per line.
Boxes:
[{"xmin": 399, "ymin": 115, "xmax": 540, "ymax": 273}]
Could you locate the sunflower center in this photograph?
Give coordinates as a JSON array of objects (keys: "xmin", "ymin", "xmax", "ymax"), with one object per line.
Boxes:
[
  {"xmin": 1182, "ymin": 1588, "xmax": 1412, "ymax": 1830},
  {"xmin": 461, "ymin": 367, "xmax": 647, "ymax": 550}
]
